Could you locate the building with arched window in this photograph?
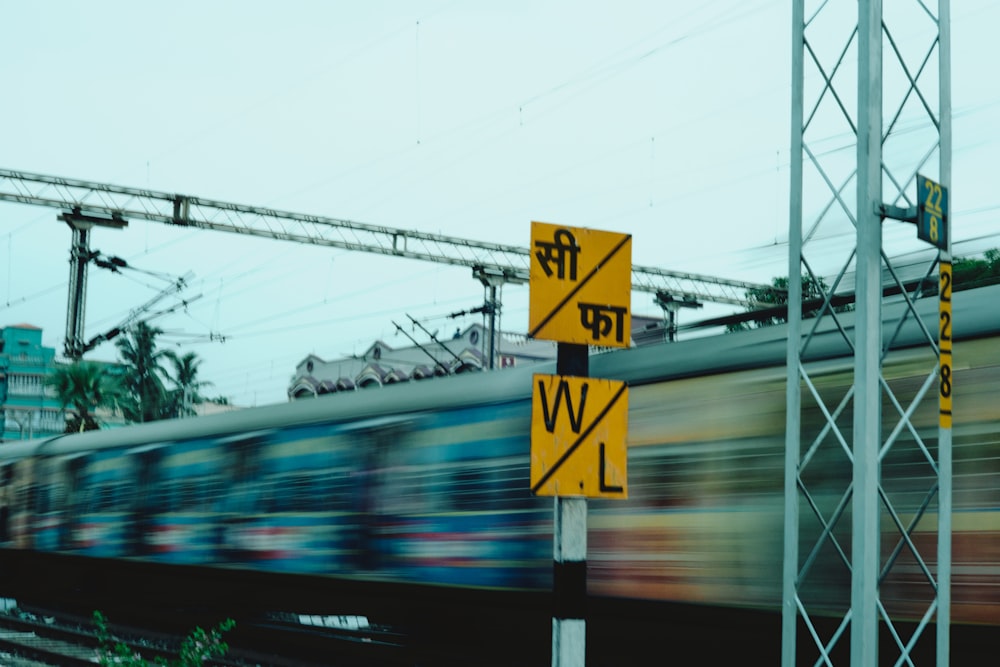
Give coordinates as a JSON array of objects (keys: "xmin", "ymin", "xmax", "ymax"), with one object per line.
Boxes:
[
  {"xmin": 287, "ymin": 323, "xmax": 558, "ymax": 400},
  {"xmin": 287, "ymin": 314, "xmax": 675, "ymax": 401}
]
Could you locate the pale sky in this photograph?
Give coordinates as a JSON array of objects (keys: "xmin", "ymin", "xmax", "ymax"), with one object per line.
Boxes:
[{"xmin": 1, "ymin": 1, "xmax": 997, "ymax": 406}]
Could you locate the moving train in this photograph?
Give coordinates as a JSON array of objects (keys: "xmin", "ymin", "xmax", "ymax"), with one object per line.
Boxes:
[{"xmin": 0, "ymin": 285, "xmax": 998, "ymax": 642}]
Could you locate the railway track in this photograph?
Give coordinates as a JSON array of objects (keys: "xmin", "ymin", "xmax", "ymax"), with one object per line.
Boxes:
[
  {"xmin": 0, "ymin": 600, "xmax": 419, "ymax": 667},
  {"xmin": 0, "ymin": 610, "xmax": 99, "ymax": 667}
]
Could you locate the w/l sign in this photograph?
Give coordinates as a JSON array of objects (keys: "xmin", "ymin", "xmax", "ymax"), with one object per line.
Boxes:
[
  {"xmin": 530, "ymin": 374, "xmax": 628, "ymax": 498},
  {"xmin": 528, "ymin": 221, "xmax": 632, "ymax": 348}
]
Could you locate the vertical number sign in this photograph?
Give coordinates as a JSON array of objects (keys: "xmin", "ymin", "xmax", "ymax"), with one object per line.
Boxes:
[{"xmin": 939, "ymin": 262, "xmax": 953, "ymax": 428}]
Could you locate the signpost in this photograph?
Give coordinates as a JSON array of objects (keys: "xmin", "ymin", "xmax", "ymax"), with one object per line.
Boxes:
[
  {"xmin": 938, "ymin": 260, "xmax": 953, "ymax": 428},
  {"xmin": 914, "ymin": 173, "xmax": 953, "ymax": 662},
  {"xmin": 528, "ymin": 221, "xmax": 631, "ymax": 667},
  {"xmin": 873, "ymin": 175, "xmax": 954, "ymax": 663},
  {"xmin": 917, "ymin": 174, "xmax": 949, "ymax": 250},
  {"xmin": 912, "ymin": 175, "xmax": 953, "ymax": 428}
]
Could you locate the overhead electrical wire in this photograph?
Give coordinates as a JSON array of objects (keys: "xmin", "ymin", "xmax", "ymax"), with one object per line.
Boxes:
[{"xmin": 3, "ymin": 2, "xmax": 995, "ymax": 406}]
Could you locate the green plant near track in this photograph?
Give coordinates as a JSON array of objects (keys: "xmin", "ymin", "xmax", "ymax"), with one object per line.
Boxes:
[{"xmin": 93, "ymin": 610, "xmax": 235, "ymax": 667}]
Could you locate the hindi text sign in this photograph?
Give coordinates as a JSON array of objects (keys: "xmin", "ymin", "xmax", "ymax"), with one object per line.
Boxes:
[
  {"xmin": 529, "ymin": 221, "xmax": 632, "ymax": 347},
  {"xmin": 530, "ymin": 374, "xmax": 628, "ymax": 498}
]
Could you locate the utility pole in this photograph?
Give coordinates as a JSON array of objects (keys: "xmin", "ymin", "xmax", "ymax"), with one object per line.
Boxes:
[
  {"xmin": 59, "ymin": 208, "xmax": 126, "ymax": 360},
  {"xmin": 474, "ymin": 266, "xmax": 505, "ymax": 369}
]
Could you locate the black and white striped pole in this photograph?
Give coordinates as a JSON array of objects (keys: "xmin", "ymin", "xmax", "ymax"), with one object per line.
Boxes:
[
  {"xmin": 553, "ymin": 495, "xmax": 587, "ymax": 666},
  {"xmin": 527, "ymin": 223, "xmax": 631, "ymax": 667},
  {"xmin": 551, "ymin": 343, "xmax": 589, "ymax": 666}
]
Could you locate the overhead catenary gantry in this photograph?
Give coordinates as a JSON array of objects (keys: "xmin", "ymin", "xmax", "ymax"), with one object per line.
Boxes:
[{"xmin": 0, "ymin": 167, "xmax": 772, "ymax": 309}]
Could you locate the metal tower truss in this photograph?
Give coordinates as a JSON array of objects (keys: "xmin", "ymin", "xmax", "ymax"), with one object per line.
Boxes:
[
  {"xmin": 783, "ymin": 1, "xmax": 951, "ymax": 665},
  {"xmin": 0, "ymin": 167, "xmax": 769, "ymax": 308}
]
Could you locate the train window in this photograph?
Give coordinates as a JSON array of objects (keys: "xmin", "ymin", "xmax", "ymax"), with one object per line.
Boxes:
[
  {"xmin": 255, "ymin": 482, "xmax": 275, "ymax": 514},
  {"xmin": 16, "ymin": 484, "xmax": 31, "ymax": 509},
  {"xmin": 78, "ymin": 487, "xmax": 93, "ymax": 512},
  {"xmin": 97, "ymin": 485, "xmax": 115, "ymax": 512},
  {"xmin": 183, "ymin": 480, "xmax": 194, "ymax": 510},
  {"xmin": 262, "ymin": 480, "xmax": 282, "ymax": 513},
  {"xmin": 289, "ymin": 475, "xmax": 316, "ymax": 512},
  {"xmin": 36, "ymin": 483, "xmax": 67, "ymax": 514},
  {"xmin": 187, "ymin": 479, "xmax": 206, "ymax": 510},
  {"xmin": 452, "ymin": 468, "xmax": 489, "ymax": 511},
  {"xmin": 35, "ymin": 485, "xmax": 51, "ymax": 514},
  {"xmin": 325, "ymin": 469, "xmax": 353, "ymax": 512},
  {"xmin": 145, "ymin": 485, "xmax": 167, "ymax": 514},
  {"xmin": 265, "ymin": 474, "xmax": 326, "ymax": 513},
  {"xmin": 218, "ymin": 479, "xmax": 261, "ymax": 514},
  {"xmin": 491, "ymin": 461, "xmax": 534, "ymax": 510},
  {"xmin": 206, "ymin": 478, "xmax": 226, "ymax": 507},
  {"xmin": 117, "ymin": 483, "xmax": 135, "ymax": 511},
  {"xmin": 270, "ymin": 478, "xmax": 292, "ymax": 513},
  {"xmin": 376, "ymin": 467, "xmax": 430, "ymax": 514},
  {"xmin": 169, "ymin": 483, "xmax": 183, "ymax": 510},
  {"xmin": 156, "ymin": 483, "xmax": 175, "ymax": 511},
  {"xmin": 179, "ymin": 481, "xmax": 199, "ymax": 510}
]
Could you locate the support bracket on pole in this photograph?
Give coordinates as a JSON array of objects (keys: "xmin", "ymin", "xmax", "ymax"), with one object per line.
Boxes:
[{"xmin": 875, "ymin": 202, "xmax": 917, "ymax": 223}]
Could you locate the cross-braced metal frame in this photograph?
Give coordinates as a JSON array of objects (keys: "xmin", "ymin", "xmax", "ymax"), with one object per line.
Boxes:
[{"xmin": 783, "ymin": 1, "xmax": 951, "ymax": 665}]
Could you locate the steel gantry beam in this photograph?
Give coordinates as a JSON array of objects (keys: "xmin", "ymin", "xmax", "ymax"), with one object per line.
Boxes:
[{"xmin": 0, "ymin": 167, "xmax": 771, "ymax": 308}]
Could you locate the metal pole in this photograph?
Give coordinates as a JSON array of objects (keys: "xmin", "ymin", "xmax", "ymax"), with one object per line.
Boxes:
[
  {"xmin": 937, "ymin": 4, "xmax": 953, "ymax": 663},
  {"xmin": 551, "ymin": 342, "xmax": 588, "ymax": 667},
  {"xmin": 853, "ymin": 0, "xmax": 883, "ymax": 663},
  {"xmin": 781, "ymin": 3, "xmax": 806, "ymax": 664},
  {"xmin": 488, "ymin": 283, "xmax": 498, "ymax": 370},
  {"xmin": 553, "ymin": 496, "xmax": 586, "ymax": 667},
  {"xmin": 474, "ymin": 268, "xmax": 505, "ymax": 370},
  {"xmin": 65, "ymin": 222, "xmax": 91, "ymax": 360}
]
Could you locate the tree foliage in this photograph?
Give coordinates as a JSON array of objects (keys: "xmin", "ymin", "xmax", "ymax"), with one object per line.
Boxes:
[
  {"xmin": 728, "ymin": 274, "xmax": 832, "ymax": 332},
  {"xmin": 115, "ymin": 322, "xmax": 218, "ymax": 422},
  {"xmin": 953, "ymin": 248, "xmax": 1000, "ymax": 290},
  {"xmin": 116, "ymin": 321, "xmax": 173, "ymax": 423},
  {"xmin": 45, "ymin": 361, "xmax": 121, "ymax": 432},
  {"xmin": 93, "ymin": 610, "xmax": 234, "ymax": 667},
  {"xmin": 164, "ymin": 351, "xmax": 213, "ymax": 418},
  {"xmin": 730, "ymin": 249, "xmax": 999, "ymax": 332}
]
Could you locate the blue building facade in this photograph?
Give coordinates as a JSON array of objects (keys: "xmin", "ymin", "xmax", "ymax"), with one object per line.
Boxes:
[{"xmin": 0, "ymin": 324, "xmax": 64, "ymax": 441}]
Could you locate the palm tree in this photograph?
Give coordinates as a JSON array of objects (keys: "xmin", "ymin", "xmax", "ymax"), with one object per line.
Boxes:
[
  {"xmin": 165, "ymin": 351, "xmax": 212, "ymax": 418},
  {"xmin": 46, "ymin": 361, "xmax": 121, "ymax": 432},
  {"xmin": 115, "ymin": 321, "xmax": 172, "ymax": 423}
]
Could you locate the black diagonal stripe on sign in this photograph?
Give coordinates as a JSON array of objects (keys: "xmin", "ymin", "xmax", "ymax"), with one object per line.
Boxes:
[
  {"xmin": 529, "ymin": 233, "xmax": 632, "ymax": 339},
  {"xmin": 532, "ymin": 380, "xmax": 627, "ymax": 494}
]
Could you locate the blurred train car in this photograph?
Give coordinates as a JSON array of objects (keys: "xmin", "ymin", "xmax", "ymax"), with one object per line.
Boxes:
[{"xmin": 0, "ymin": 284, "xmax": 998, "ymax": 631}]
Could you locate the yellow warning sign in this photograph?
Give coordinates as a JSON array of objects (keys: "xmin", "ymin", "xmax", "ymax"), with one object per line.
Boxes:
[
  {"xmin": 528, "ymin": 221, "xmax": 632, "ymax": 348},
  {"xmin": 940, "ymin": 261, "xmax": 953, "ymax": 429},
  {"xmin": 530, "ymin": 374, "xmax": 628, "ymax": 498}
]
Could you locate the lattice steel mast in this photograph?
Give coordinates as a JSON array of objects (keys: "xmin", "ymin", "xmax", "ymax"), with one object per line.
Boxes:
[{"xmin": 783, "ymin": 1, "xmax": 951, "ymax": 665}]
